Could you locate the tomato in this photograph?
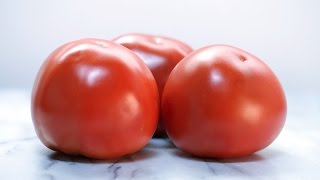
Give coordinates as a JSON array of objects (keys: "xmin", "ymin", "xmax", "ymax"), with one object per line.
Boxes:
[
  {"xmin": 162, "ymin": 45, "xmax": 287, "ymax": 158},
  {"xmin": 31, "ymin": 38, "xmax": 159, "ymax": 159},
  {"xmin": 113, "ymin": 33, "xmax": 193, "ymax": 137}
]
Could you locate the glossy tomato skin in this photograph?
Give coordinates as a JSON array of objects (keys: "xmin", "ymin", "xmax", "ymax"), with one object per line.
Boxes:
[
  {"xmin": 162, "ymin": 45, "xmax": 287, "ymax": 158},
  {"xmin": 32, "ymin": 39, "xmax": 159, "ymax": 159},
  {"xmin": 113, "ymin": 33, "xmax": 193, "ymax": 137}
]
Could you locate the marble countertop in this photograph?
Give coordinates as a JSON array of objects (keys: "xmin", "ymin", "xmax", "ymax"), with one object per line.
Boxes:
[{"xmin": 0, "ymin": 89, "xmax": 319, "ymax": 180}]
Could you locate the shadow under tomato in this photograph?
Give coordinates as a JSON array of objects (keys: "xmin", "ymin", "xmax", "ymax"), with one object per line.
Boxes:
[
  {"xmin": 48, "ymin": 148, "xmax": 157, "ymax": 164},
  {"xmin": 146, "ymin": 138, "xmax": 176, "ymax": 149},
  {"xmin": 172, "ymin": 147, "xmax": 285, "ymax": 163},
  {"xmin": 171, "ymin": 148, "xmax": 290, "ymax": 177}
]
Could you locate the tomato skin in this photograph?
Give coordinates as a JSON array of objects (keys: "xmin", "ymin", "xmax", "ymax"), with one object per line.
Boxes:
[
  {"xmin": 113, "ymin": 33, "xmax": 193, "ymax": 137},
  {"xmin": 162, "ymin": 45, "xmax": 287, "ymax": 158},
  {"xmin": 31, "ymin": 39, "xmax": 159, "ymax": 159}
]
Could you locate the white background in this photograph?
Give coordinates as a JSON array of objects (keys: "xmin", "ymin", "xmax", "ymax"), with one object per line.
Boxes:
[{"xmin": 0, "ymin": 0, "xmax": 319, "ymax": 93}]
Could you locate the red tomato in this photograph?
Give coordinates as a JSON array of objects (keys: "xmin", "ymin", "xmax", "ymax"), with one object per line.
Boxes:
[
  {"xmin": 31, "ymin": 38, "xmax": 159, "ymax": 159},
  {"xmin": 113, "ymin": 33, "xmax": 193, "ymax": 137},
  {"xmin": 162, "ymin": 45, "xmax": 287, "ymax": 158}
]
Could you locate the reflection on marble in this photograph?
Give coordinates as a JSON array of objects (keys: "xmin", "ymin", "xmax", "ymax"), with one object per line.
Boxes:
[{"xmin": 0, "ymin": 89, "xmax": 320, "ymax": 179}]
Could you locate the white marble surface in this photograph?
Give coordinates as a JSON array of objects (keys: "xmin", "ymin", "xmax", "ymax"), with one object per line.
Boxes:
[{"xmin": 0, "ymin": 89, "xmax": 320, "ymax": 180}]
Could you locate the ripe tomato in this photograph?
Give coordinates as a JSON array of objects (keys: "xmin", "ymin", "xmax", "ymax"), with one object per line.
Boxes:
[
  {"xmin": 162, "ymin": 45, "xmax": 287, "ymax": 158},
  {"xmin": 113, "ymin": 33, "xmax": 193, "ymax": 137},
  {"xmin": 31, "ymin": 38, "xmax": 159, "ymax": 159}
]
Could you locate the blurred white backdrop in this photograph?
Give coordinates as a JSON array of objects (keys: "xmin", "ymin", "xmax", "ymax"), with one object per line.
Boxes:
[{"xmin": 0, "ymin": 0, "xmax": 319, "ymax": 93}]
